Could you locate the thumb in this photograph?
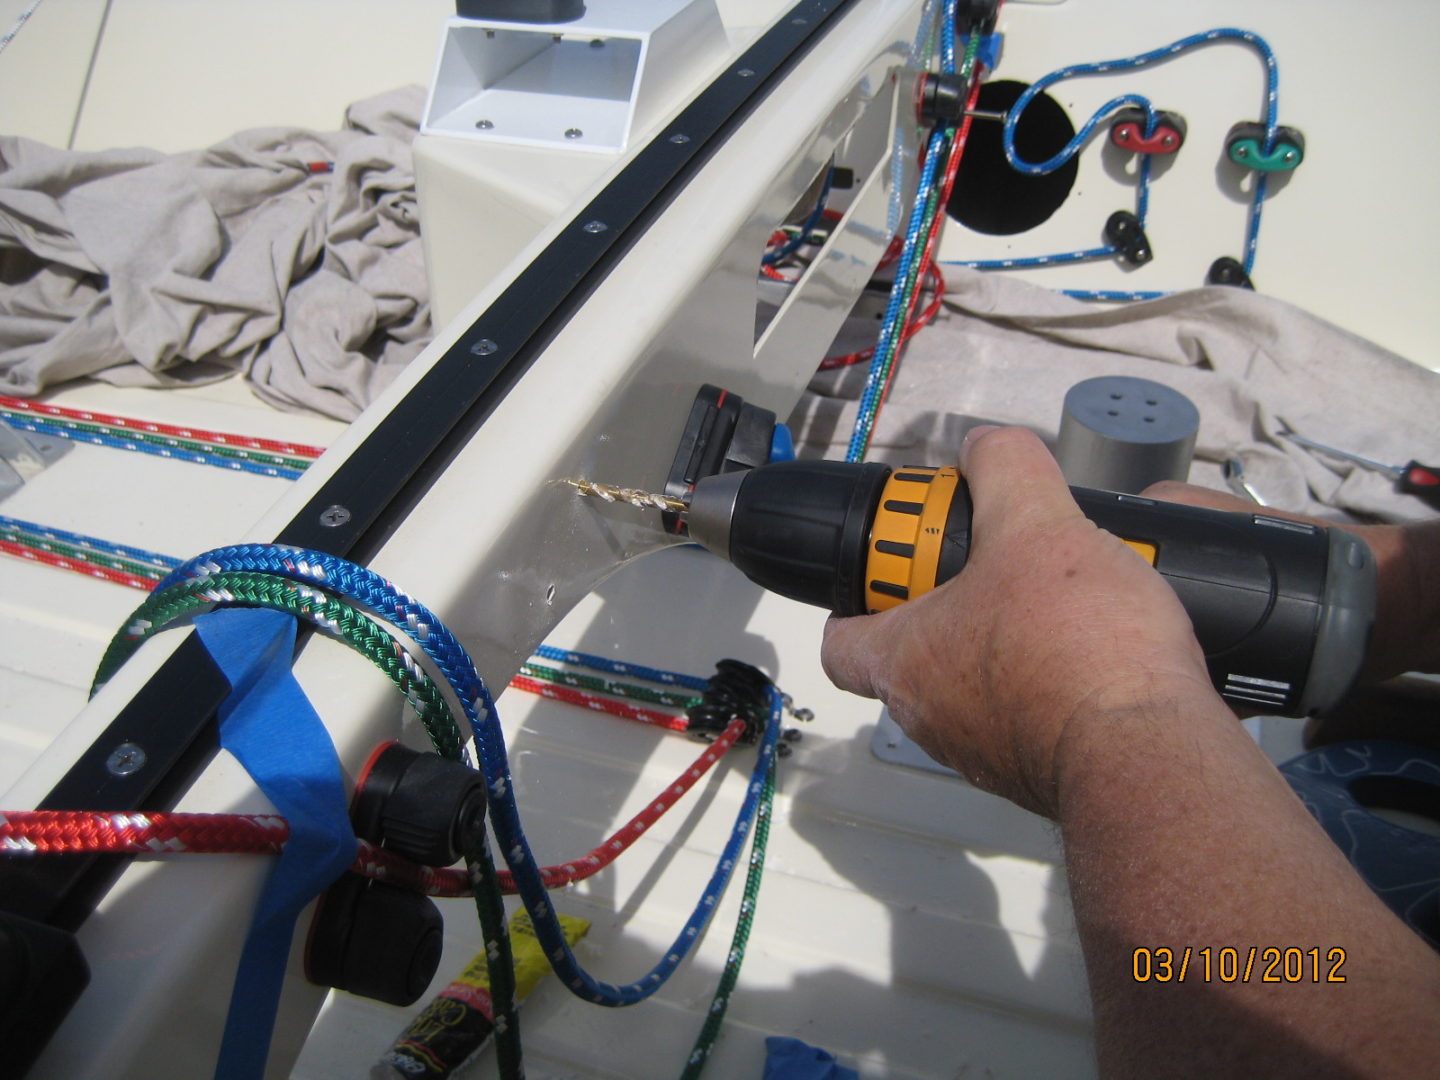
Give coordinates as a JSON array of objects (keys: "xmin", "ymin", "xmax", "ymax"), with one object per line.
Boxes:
[
  {"xmin": 820, "ymin": 611, "xmax": 896, "ymax": 700},
  {"xmin": 959, "ymin": 425, "xmax": 1081, "ymax": 541}
]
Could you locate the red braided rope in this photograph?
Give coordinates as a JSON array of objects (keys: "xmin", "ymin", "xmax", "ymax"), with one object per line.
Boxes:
[
  {"xmin": 1, "ymin": 718, "xmax": 747, "ymax": 896},
  {"xmin": 0, "ymin": 394, "xmax": 325, "ymax": 458},
  {"xmin": 498, "ymin": 715, "xmax": 744, "ymax": 892},
  {"xmin": 0, "ymin": 538, "xmax": 162, "ymax": 590},
  {"xmin": 871, "ymin": 71, "xmax": 984, "ymax": 406},
  {"xmin": 817, "ymin": 259, "xmax": 947, "ymax": 371},
  {"xmin": 0, "ymin": 810, "xmax": 289, "ymax": 854},
  {"xmin": 509, "ymin": 674, "xmax": 691, "ymax": 732}
]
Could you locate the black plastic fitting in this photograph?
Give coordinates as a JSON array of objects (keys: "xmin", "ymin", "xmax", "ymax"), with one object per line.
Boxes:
[
  {"xmin": 457, "ymin": 0, "xmax": 585, "ymax": 22},
  {"xmin": 686, "ymin": 659, "xmax": 774, "ymax": 743},
  {"xmin": 305, "ymin": 875, "xmax": 443, "ymax": 1006},
  {"xmin": 918, "ymin": 73, "xmax": 969, "ymax": 126},
  {"xmin": 1104, "ymin": 210, "xmax": 1153, "ymax": 266},
  {"xmin": 0, "ymin": 912, "xmax": 90, "ymax": 1077},
  {"xmin": 954, "ymin": 0, "xmax": 999, "ymax": 34},
  {"xmin": 663, "ymin": 385, "xmax": 777, "ymax": 536},
  {"xmin": 351, "ymin": 742, "xmax": 487, "ymax": 868},
  {"xmin": 1207, "ymin": 256, "xmax": 1255, "ymax": 290}
]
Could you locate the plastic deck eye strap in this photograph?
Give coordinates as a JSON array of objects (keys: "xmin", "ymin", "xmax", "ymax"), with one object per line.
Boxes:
[
  {"xmin": 190, "ymin": 608, "xmax": 356, "ymax": 1080},
  {"xmin": 157, "ymin": 544, "xmax": 783, "ymax": 1007}
]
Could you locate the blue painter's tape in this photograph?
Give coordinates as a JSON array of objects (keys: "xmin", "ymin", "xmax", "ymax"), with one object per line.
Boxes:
[
  {"xmin": 763, "ymin": 1036, "xmax": 860, "ymax": 1080},
  {"xmin": 194, "ymin": 608, "xmax": 357, "ymax": 1080}
]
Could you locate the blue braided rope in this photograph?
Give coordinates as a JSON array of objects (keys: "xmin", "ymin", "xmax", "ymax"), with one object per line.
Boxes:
[
  {"xmin": 948, "ymin": 28, "xmax": 1280, "ymax": 288},
  {"xmin": 888, "ymin": 0, "xmax": 944, "ymax": 237},
  {"xmin": 939, "ymin": 0, "xmax": 957, "ymax": 72},
  {"xmin": 156, "ymin": 544, "xmax": 776, "ymax": 1007},
  {"xmin": 1060, "ymin": 289, "xmax": 1170, "ymax": 302},
  {"xmin": 762, "ymin": 168, "xmax": 834, "ymax": 266},
  {"xmin": 1242, "ymin": 170, "xmax": 1269, "ymax": 274},
  {"xmin": 3, "ymin": 415, "xmax": 307, "ymax": 480},
  {"xmin": 848, "ymin": 0, "xmax": 965, "ymax": 461},
  {"xmin": 959, "ymin": 246, "xmax": 1114, "ymax": 270},
  {"xmin": 848, "ymin": 125, "xmax": 950, "ymax": 463},
  {"xmin": 1002, "ymin": 28, "xmax": 1278, "ymax": 176},
  {"xmin": 0, "ymin": 514, "xmax": 182, "ymax": 571},
  {"xmin": 531, "ymin": 644, "xmax": 711, "ymax": 694}
]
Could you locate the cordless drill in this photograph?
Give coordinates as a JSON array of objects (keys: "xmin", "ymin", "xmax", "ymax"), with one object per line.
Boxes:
[{"xmin": 666, "ymin": 459, "xmax": 1375, "ymax": 717}]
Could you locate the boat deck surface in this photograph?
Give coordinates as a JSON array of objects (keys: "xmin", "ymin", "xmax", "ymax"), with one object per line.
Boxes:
[{"xmin": 2, "ymin": 2, "xmax": 1437, "ymax": 1078}]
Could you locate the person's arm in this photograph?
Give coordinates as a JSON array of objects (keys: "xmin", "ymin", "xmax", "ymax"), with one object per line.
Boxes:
[{"xmin": 821, "ymin": 427, "xmax": 1440, "ymax": 1078}]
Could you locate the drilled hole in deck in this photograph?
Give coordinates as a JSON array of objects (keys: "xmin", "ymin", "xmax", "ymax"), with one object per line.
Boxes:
[{"xmin": 947, "ymin": 80, "xmax": 1078, "ymax": 236}]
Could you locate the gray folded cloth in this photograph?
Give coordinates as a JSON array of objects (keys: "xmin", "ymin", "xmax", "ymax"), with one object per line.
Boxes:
[
  {"xmin": 792, "ymin": 267, "xmax": 1440, "ymax": 524},
  {"xmin": 0, "ymin": 86, "xmax": 429, "ymax": 421}
]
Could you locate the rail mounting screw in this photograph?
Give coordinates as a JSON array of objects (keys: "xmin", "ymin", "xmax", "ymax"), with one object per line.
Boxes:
[
  {"xmin": 319, "ymin": 504, "xmax": 352, "ymax": 528},
  {"xmin": 583, "ymin": 220, "xmax": 608, "ymax": 234},
  {"xmin": 471, "ymin": 338, "xmax": 498, "ymax": 356},
  {"xmin": 106, "ymin": 742, "xmax": 147, "ymax": 777}
]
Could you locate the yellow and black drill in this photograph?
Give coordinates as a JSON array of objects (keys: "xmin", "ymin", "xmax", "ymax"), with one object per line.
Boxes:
[{"xmin": 574, "ymin": 457, "xmax": 1376, "ymax": 717}]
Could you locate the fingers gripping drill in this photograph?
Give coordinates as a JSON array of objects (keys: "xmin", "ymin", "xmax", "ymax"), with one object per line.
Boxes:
[{"xmin": 571, "ymin": 395, "xmax": 1375, "ymax": 717}]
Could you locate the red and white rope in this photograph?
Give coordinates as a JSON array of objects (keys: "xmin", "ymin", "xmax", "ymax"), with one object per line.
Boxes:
[
  {"xmin": 0, "ymin": 394, "xmax": 325, "ymax": 458},
  {"xmin": 1, "ymin": 718, "xmax": 747, "ymax": 896}
]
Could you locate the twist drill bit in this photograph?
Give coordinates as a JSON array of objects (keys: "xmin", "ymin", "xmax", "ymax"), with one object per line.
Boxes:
[{"xmin": 565, "ymin": 479, "xmax": 689, "ymax": 514}]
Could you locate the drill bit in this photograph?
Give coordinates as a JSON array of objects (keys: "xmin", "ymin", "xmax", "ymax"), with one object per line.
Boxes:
[{"xmin": 565, "ymin": 479, "xmax": 689, "ymax": 514}]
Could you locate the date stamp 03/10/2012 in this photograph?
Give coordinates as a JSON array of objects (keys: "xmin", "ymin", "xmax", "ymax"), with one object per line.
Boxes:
[{"xmin": 1132, "ymin": 946, "xmax": 1348, "ymax": 984}]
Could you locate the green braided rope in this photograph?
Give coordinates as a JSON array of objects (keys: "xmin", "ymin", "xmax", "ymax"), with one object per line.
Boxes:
[
  {"xmin": 0, "ymin": 525, "xmax": 165, "ymax": 583},
  {"xmin": 0, "ymin": 409, "xmax": 314, "ymax": 472},
  {"xmin": 93, "ymin": 569, "xmax": 524, "ymax": 1074},
  {"xmin": 518, "ymin": 662, "xmax": 701, "ymax": 710},
  {"xmin": 679, "ymin": 754, "xmax": 777, "ymax": 1079},
  {"xmin": 92, "ymin": 571, "xmax": 465, "ymax": 762},
  {"xmin": 462, "ymin": 832, "xmax": 523, "ymax": 1079}
]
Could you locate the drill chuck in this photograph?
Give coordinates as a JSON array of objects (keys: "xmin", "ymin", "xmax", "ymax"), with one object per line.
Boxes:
[{"xmin": 683, "ymin": 460, "xmax": 1377, "ymax": 717}]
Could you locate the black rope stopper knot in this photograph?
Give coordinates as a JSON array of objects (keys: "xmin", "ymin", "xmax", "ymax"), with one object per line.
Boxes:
[{"xmin": 686, "ymin": 659, "xmax": 773, "ymax": 744}]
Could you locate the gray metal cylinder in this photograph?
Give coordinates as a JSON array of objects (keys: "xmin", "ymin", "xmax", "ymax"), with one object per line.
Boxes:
[{"xmin": 1055, "ymin": 376, "xmax": 1199, "ymax": 493}]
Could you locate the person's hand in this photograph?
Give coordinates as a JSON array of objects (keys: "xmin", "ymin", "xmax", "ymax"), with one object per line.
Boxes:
[
  {"xmin": 821, "ymin": 427, "xmax": 1221, "ymax": 818},
  {"xmin": 1144, "ymin": 480, "xmax": 1440, "ymax": 681}
]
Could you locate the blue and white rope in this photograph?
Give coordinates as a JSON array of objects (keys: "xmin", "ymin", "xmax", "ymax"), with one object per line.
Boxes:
[
  {"xmin": 1002, "ymin": 28, "xmax": 1278, "ymax": 177},
  {"xmin": 531, "ymin": 644, "xmax": 711, "ymax": 694},
  {"xmin": 0, "ymin": 0, "xmax": 45, "ymax": 57},
  {"xmin": 0, "ymin": 514, "xmax": 182, "ymax": 571},
  {"xmin": 888, "ymin": 0, "xmax": 945, "ymax": 237},
  {"xmin": 849, "ymin": 0, "xmax": 966, "ymax": 463},
  {"xmin": 2, "ymin": 415, "xmax": 307, "ymax": 480},
  {"xmin": 846, "ymin": 124, "xmax": 950, "ymax": 463},
  {"xmin": 763, "ymin": 169, "xmax": 834, "ymax": 266},
  {"xmin": 947, "ymin": 28, "xmax": 1281, "ymax": 288},
  {"xmin": 156, "ymin": 544, "xmax": 775, "ymax": 1007}
]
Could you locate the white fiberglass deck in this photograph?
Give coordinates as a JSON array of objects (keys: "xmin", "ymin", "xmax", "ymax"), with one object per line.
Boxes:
[{"xmin": 2, "ymin": 2, "xmax": 1438, "ymax": 1079}]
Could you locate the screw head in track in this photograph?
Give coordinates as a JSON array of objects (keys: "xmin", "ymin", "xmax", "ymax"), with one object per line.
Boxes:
[
  {"xmin": 320, "ymin": 505, "xmax": 352, "ymax": 528},
  {"xmin": 106, "ymin": 742, "xmax": 148, "ymax": 777}
]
